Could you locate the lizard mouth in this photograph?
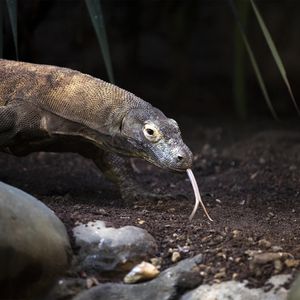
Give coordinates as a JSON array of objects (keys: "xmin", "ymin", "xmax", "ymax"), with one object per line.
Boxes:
[
  {"xmin": 142, "ymin": 146, "xmax": 193, "ymax": 172},
  {"xmin": 142, "ymin": 156, "xmax": 188, "ymax": 173}
]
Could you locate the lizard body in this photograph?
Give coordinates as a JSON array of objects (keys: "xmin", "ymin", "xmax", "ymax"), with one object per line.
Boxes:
[{"xmin": 0, "ymin": 60, "xmax": 192, "ymax": 200}]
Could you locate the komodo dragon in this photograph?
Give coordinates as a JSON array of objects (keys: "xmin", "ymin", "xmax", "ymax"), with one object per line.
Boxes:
[{"xmin": 0, "ymin": 59, "xmax": 193, "ymax": 200}]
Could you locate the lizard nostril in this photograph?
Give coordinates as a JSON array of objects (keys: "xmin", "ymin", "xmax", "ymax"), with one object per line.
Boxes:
[{"xmin": 177, "ymin": 155, "xmax": 183, "ymax": 162}]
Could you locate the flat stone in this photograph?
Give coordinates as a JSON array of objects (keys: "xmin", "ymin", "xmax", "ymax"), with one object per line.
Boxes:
[
  {"xmin": 181, "ymin": 274, "xmax": 291, "ymax": 300},
  {"xmin": 73, "ymin": 222, "xmax": 158, "ymax": 273},
  {"xmin": 73, "ymin": 254, "xmax": 203, "ymax": 300},
  {"xmin": 0, "ymin": 181, "xmax": 72, "ymax": 299}
]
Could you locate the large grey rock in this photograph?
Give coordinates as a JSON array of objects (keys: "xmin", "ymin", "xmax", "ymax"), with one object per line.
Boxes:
[
  {"xmin": 44, "ymin": 278, "xmax": 87, "ymax": 300},
  {"xmin": 73, "ymin": 221, "xmax": 158, "ymax": 273},
  {"xmin": 181, "ymin": 274, "xmax": 291, "ymax": 300},
  {"xmin": 73, "ymin": 254, "xmax": 203, "ymax": 300},
  {"xmin": 0, "ymin": 181, "xmax": 72, "ymax": 299}
]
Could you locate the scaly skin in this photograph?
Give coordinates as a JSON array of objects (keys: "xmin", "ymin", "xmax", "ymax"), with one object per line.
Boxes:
[{"xmin": 0, "ymin": 60, "xmax": 193, "ymax": 200}]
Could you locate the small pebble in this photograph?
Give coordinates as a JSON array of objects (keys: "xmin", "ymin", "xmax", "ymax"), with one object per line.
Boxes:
[
  {"xmin": 97, "ymin": 208, "xmax": 108, "ymax": 215},
  {"xmin": 250, "ymin": 172, "xmax": 258, "ymax": 180},
  {"xmin": 245, "ymin": 249, "xmax": 261, "ymax": 256},
  {"xmin": 214, "ymin": 268, "xmax": 226, "ymax": 279},
  {"xmin": 247, "ymin": 237, "xmax": 255, "ymax": 244},
  {"xmin": 178, "ymin": 245, "xmax": 190, "ymax": 253},
  {"xmin": 124, "ymin": 262, "xmax": 159, "ymax": 284},
  {"xmin": 272, "ymin": 245, "xmax": 283, "ymax": 252},
  {"xmin": 285, "ymin": 259, "xmax": 300, "ymax": 268},
  {"xmin": 258, "ymin": 239, "xmax": 272, "ymax": 248},
  {"xmin": 232, "ymin": 230, "xmax": 242, "ymax": 238},
  {"xmin": 259, "ymin": 157, "xmax": 266, "ymax": 164},
  {"xmin": 235, "ymin": 257, "xmax": 242, "ymax": 263},
  {"xmin": 201, "ymin": 235, "xmax": 212, "ymax": 242},
  {"xmin": 216, "ymin": 252, "xmax": 226, "ymax": 259},
  {"xmin": 171, "ymin": 251, "xmax": 181, "ymax": 263},
  {"xmin": 274, "ymin": 259, "xmax": 283, "ymax": 273},
  {"xmin": 150, "ymin": 257, "xmax": 162, "ymax": 268},
  {"xmin": 86, "ymin": 277, "xmax": 99, "ymax": 289}
]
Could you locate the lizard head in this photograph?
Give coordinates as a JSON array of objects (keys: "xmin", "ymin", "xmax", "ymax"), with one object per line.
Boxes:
[{"xmin": 117, "ymin": 107, "xmax": 193, "ymax": 172}]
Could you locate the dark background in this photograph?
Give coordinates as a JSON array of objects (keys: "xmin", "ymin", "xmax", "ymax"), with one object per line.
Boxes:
[{"xmin": 2, "ymin": 0, "xmax": 300, "ymax": 119}]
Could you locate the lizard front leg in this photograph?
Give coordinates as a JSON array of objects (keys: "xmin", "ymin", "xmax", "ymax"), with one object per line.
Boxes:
[
  {"xmin": 0, "ymin": 106, "xmax": 18, "ymax": 146},
  {"xmin": 91, "ymin": 150, "xmax": 171, "ymax": 202}
]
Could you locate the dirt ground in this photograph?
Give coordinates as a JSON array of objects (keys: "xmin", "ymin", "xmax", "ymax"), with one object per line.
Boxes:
[{"xmin": 1, "ymin": 118, "xmax": 300, "ymax": 289}]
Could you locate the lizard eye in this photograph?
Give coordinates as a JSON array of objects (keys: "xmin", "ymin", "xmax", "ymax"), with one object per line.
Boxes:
[
  {"xmin": 143, "ymin": 122, "xmax": 161, "ymax": 142},
  {"xmin": 146, "ymin": 128, "xmax": 154, "ymax": 135}
]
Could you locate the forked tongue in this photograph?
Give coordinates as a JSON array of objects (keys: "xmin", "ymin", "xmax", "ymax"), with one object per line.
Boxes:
[{"xmin": 187, "ymin": 168, "xmax": 213, "ymax": 222}]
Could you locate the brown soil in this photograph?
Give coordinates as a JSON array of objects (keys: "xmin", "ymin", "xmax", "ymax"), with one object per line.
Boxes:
[{"xmin": 1, "ymin": 118, "xmax": 300, "ymax": 288}]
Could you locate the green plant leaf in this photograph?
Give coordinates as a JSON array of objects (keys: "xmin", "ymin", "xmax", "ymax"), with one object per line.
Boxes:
[
  {"xmin": 229, "ymin": 0, "xmax": 278, "ymax": 120},
  {"xmin": 6, "ymin": 0, "xmax": 18, "ymax": 59},
  {"xmin": 0, "ymin": 1, "xmax": 3, "ymax": 58},
  {"xmin": 250, "ymin": 0, "xmax": 299, "ymax": 116},
  {"xmin": 85, "ymin": 0, "xmax": 114, "ymax": 83}
]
